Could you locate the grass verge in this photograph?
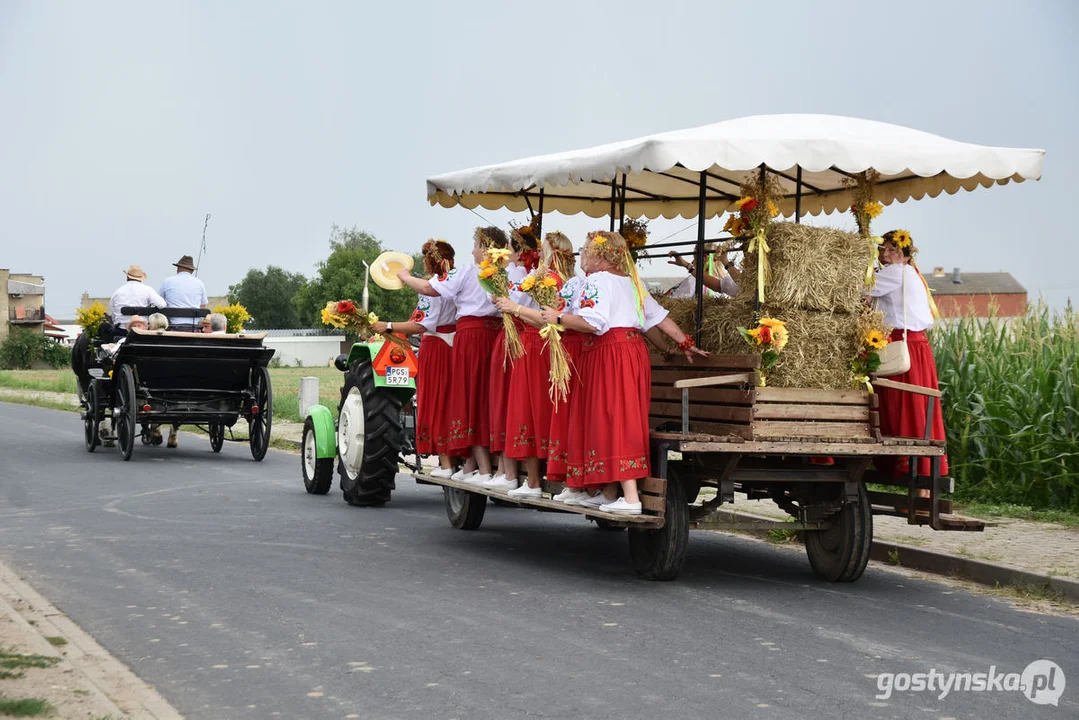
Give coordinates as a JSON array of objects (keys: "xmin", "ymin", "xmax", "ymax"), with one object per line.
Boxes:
[{"xmin": 0, "ymin": 696, "xmax": 55, "ymax": 716}]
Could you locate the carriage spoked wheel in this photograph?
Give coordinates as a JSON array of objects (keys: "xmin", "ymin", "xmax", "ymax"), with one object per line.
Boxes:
[
  {"xmin": 804, "ymin": 484, "xmax": 873, "ymax": 583},
  {"xmin": 209, "ymin": 423, "xmax": 225, "ymax": 453},
  {"xmin": 83, "ymin": 383, "xmax": 100, "ymax": 453},
  {"xmin": 248, "ymin": 366, "xmax": 272, "ymax": 461},
  {"xmin": 114, "ymin": 365, "xmax": 137, "ymax": 461}
]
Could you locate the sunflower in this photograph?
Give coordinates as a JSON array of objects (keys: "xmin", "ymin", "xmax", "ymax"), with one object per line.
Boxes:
[
  {"xmin": 591, "ymin": 236, "xmax": 607, "ymax": 246},
  {"xmin": 864, "ymin": 201, "xmax": 883, "ymax": 219},
  {"xmin": 767, "ymin": 200, "xmax": 779, "ymax": 218},
  {"xmin": 865, "ymin": 329, "xmax": 888, "ymax": 350},
  {"xmin": 479, "ymin": 266, "xmax": 498, "ymax": 279},
  {"xmin": 488, "ymin": 248, "xmax": 512, "ymax": 261},
  {"xmin": 541, "ymin": 275, "xmax": 558, "ymax": 288},
  {"xmin": 519, "ymin": 274, "xmax": 537, "ymax": 292},
  {"xmin": 723, "ymin": 215, "xmax": 747, "ymax": 236},
  {"xmin": 735, "ymin": 196, "xmax": 757, "ymax": 211},
  {"xmin": 892, "ymin": 229, "xmax": 913, "ymax": 248}
]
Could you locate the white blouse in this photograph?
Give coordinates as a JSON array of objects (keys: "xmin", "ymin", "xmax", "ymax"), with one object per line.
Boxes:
[
  {"xmin": 577, "ymin": 271, "xmax": 666, "ymax": 335},
  {"xmin": 429, "ymin": 266, "xmax": 499, "ymax": 318},
  {"xmin": 869, "ymin": 263, "xmax": 934, "ymax": 332},
  {"xmin": 506, "ymin": 264, "xmax": 538, "ymax": 309},
  {"xmin": 410, "ymin": 293, "xmax": 457, "ymax": 333},
  {"xmin": 559, "ymin": 275, "xmax": 585, "ymax": 313}
]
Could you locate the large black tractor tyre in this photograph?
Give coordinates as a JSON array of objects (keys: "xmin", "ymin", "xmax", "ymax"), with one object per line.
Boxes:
[
  {"xmin": 628, "ymin": 476, "xmax": 689, "ymax": 581},
  {"xmin": 301, "ymin": 416, "xmax": 333, "ymax": 495},
  {"xmin": 337, "ymin": 358, "xmax": 403, "ymax": 507},
  {"xmin": 805, "ymin": 483, "xmax": 873, "ymax": 583}
]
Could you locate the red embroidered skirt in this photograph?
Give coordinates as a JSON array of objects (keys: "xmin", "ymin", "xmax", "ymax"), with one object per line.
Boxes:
[
  {"xmin": 488, "ymin": 317, "xmax": 524, "ymax": 453},
  {"xmin": 876, "ymin": 329, "xmax": 950, "ymax": 477},
  {"xmin": 416, "ymin": 327, "xmax": 454, "ymax": 456},
  {"xmin": 446, "ymin": 316, "xmax": 501, "ymax": 453},
  {"xmin": 505, "ymin": 324, "xmax": 554, "ymax": 459},
  {"xmin": 546, "ymin": 330, "xmax": 584, "ymax": 482},
  {"xmin": 565, "ymin": 328, "xmax": 651, "ymax": 488}
]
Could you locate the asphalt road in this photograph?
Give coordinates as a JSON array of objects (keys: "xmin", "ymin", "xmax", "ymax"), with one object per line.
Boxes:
[{"xmin": 0, "ymin": 402, "xmax": 1075, "ymax": 720}]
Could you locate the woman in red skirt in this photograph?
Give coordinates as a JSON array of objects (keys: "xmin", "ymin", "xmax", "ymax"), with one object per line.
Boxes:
[
  {"xmin": 397, "ymin": 227, "xmax": 509, "ymax": 485},
  {"xmin": 537, "ymin": 231, "xmax": 705, "ymax": 515},
  {"xmin": 373, "ymin": 240, "xmax": 457, "ymax": 475},
  {"xmin": 491, "ymin": 231, "xmax": 572, "ymax": 497},
  {"xmin": 870, "ymin": 230, "xmax": 949, "ymax": 487}
]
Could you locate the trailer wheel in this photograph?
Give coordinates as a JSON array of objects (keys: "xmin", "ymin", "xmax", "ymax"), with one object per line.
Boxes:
[
  {"xmin": 115, "ymin": 365, "xmax": 137, "ymax": 461},
  {"xmin": 248, "ymin": 366, "xmax": 272, "ymax": 461},
  {"xmin": 338, "ymin": 359, "xmax": 402, "ymax": 507},
  {"xmin": 444, "ymin": 486, "xmax": 486, "ymax": 530},
  {"xmin": 302, "ymin": 416, "xmax": 333, "ymax": 495},
  {"xmin": 805, "ymin": 484, "xmax": 873, "ymax": 582},
  {"xmin": 83, "ymin": 383, "xmax": 100, "ymax": 453},
  {"xmin": 209, "ymin": 423, "xmax": 225, "ymax": 453},
  {"xmin": 628, "ymin": 476, "xmax": 689, "ymax": 581}
]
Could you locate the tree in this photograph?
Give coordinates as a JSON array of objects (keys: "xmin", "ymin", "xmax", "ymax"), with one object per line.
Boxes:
[
  {"xmin": 227, "ymin": 266, "xmax": 309, "ymax": 329},
  {"xmin": 293, "ymin": 226, "xmax": 422, "ymax": 327}
]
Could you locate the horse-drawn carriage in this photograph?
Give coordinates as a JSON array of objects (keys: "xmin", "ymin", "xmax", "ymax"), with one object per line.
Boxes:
[{"xmin": 77, "ymin": 306, "xmax": 275, "ymax": 461}]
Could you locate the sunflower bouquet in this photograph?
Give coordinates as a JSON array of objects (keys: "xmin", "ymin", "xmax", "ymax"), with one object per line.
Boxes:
[
  {"xmin": 521, "ymin": 266, "xmax": 572, "ymax": 407},
  {"xmin": 737, "ymin": 316, "xmax": 789, "ymax": 386},
  {"xmin": 620, "ymin": 217, "xmax": 649, "ymax": 263},
  {"xmin": 321, "ymin": 300, "xmax": 380, "ymax": 339},
  {"xmin": 478, "ymin": 247, "xmax": 524, "ymax": 363},
  {"xmin": 851, "ymin": 327, "xmax": 890, "ymax": 392},
  {"xmin": 729, "ymin": 174, "xmax": 783, "ymax": 302},
  {"xmin": 75, "ymin": 301, "xmax": 108, "ymax": 339},
  {"xmin": 846, "ymin": 170, "xmax": 887, "ymax": 285}
]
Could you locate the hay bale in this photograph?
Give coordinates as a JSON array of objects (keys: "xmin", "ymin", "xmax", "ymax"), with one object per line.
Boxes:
[{"xmin": 736, "ymin": 222, "xmax": 868, "ymax": 312}]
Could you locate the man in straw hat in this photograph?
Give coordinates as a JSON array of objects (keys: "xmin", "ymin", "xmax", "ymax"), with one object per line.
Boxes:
[
  {"xmin": 109, "ymin": 265, "xmax": 167, "ymax": 329},
  {"xmin": 159, "ymin": 254, "xmax": 208, "ymax": 329}
]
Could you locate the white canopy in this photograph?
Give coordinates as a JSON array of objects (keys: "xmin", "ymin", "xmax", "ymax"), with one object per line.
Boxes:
[{"xmin": 426, "ymin": 114, "xmax": 1044, "ymax": 220}]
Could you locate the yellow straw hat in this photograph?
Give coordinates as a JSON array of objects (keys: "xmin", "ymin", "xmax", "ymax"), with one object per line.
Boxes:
[{"xmin": 371, "ymin": 251, "xmax": 415, "ymax": 290}]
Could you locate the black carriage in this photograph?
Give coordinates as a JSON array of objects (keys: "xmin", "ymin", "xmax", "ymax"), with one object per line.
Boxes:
[{"xmin": 79, "ymin": 307, "xmax": 274, "ymax": 461}]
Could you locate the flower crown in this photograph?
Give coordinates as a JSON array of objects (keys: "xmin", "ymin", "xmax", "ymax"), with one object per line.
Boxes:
[
  {"xmin": 509, "ymin": 215, "xmax": 541, "ymax": 250},
  {"xmin": 891, "ymin": 229, "xmax": 913, "ymax": 249}
]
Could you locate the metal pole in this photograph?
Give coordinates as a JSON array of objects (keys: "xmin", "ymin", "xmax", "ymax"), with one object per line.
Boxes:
[
  {"xmin": 695, "ymin": 172, "xmax": 707, "ymax": 346},
  {"xmin": 618, "ymin": 173, "xmax": 627, "ymax": 232},
  {"xmin": 609, "ymin": 175, "xmax": 618, "ymax": 231},
  {"xmin": 795, "ymin": 167, "xmax": 803, "ymax": 224},
  {"xmin": 754, "ymin": 165, "xmax": 766, "ymax": 320},
  {"xmin": 537, "ymin": 188, "xmax": 544, "ymax": 240}
]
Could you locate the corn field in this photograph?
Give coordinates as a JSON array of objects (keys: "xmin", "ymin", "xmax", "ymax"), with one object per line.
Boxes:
[{"xmin": 931, "ymin": 302, "xmax": 1079, "ymax": 511}]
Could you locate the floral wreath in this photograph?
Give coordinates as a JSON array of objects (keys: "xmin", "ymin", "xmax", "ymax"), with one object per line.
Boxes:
[
  {"xmin": 891, "ymin": 229, "xmax": 913, "ymax": 249},
  {"xmin": 620, "ymin": 217, "xmax": 648, "ymax": 262},
  {"xmin": 510, "ymin": 216, "xmax": 541, "ymax": 271},
  {"xmin": 421, "ymin": 239, "xmax": 453, "ymax": 280}
]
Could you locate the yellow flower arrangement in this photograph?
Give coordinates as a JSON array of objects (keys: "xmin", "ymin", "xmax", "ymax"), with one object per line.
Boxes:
[
  {"xmin": 864, "ymin": 201, "xmax": 883, "ymax": 219},
  {"xmin": 519, "ymin": 274, "xmax": 537, "ymax": 292},
  {"xmin": 892, "ymin": 229, "xmax": 913, "ymax": 248},
  {"xmin": 865, "ymin": 329, "xmax": 888, "ymax": 350},
  {"xmin": 540, "ymin": 275, "xmax": 558, "ymax": 288},
  {"xmin": 320, "ymin": 300, "xmax": 380, "ymax": 338},
  {"xmin": 737, "ymin": 316, "xmax": 788, "ymax": 386},
  {"xmin": 476, "ymin": 245, "xmax": 524, "ymax": 362},
  {"xmin": 212, "ymin": 303, "xmax": 252, "ymax": 333},
  {"xmin": 75, "ymin": 301, "xmax": 108, "ymax": 339},
  {"xmin": 479, "ymin": 265, "xmax": 497, "ymax": 279},
  {"xmin": 735, "ymin": 196, "xmax": 755, "ymax": 210}
]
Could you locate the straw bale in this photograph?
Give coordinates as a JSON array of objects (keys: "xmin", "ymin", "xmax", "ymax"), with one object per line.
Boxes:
[{"xmin": 736, "ymin": 222, "xmax": 868, "ymax": 313}]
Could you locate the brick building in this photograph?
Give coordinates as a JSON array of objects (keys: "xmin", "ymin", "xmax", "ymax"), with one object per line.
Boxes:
[
  {"xmin": 1, "ymin": 270, "xmax": 47, "ymax": 344},
  {"xmin": 923, "ymin": 267, "xmax": 1027, "ymax": 318}
]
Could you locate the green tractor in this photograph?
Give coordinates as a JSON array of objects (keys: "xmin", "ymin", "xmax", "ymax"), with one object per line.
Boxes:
[{"xmin": 301, "ymin": 263, "xmax": 418, "ymax": 506}]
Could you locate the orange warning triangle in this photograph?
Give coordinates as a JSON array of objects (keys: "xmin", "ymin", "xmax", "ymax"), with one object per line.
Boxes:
[{"xmin": 372, "ymin": 336, "xmax": 418, "ymax": 377}]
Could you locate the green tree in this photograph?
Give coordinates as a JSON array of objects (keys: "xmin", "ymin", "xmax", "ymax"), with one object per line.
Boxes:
[
  {"xmin": 294, "ymin": 226, "xmax": 422, "ymax": 327},
  {"xmin": 227, "ymin": 266, "xmax": 308, "ymax": 329}
]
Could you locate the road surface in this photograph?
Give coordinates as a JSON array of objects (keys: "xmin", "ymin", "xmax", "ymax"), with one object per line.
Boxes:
[{"xmin": 0, "ymin": 402, "xmax": 1074, "ymax": 719}]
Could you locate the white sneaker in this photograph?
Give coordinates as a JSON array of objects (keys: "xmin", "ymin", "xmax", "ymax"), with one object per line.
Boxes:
[
  {"xmin": 508, "ymin": 484, "xmax": 542, "ymax": 499},
  {"xmin": 577, "ymin": 493, "xmax": 610, "ymax": 509},
  {"xmin": 464, "ymin": 473, "xmax": 491, "ymax": 486},
  {"xmin": 552, "ymin": 488, "xmax": 586, "ymax": 504},
  {"xmin": 450, "ymin": 467, "xmax": 474, "ymax": 481},
  {"xmin": 600, "ymin": 498, "xmax": 642, "ymax": 515},
  {"xmin": 430, "ymin": 467, "xmax": 454, "ymax": 479},
  {"xmin": 483, "ymin": 474, "xmax": 516, "ymax": 490}
]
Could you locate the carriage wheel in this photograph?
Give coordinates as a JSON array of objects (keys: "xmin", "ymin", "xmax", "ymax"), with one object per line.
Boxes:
[
  {"xmin": 248, "ymin": 366, "xmax": 272, "ymax": 461},
  {"xmin": 337, "ymin": 358, "xmax": 402, "ymax": 507},
  {"xmin": 444, "ymin": 486, "xmax": 486, "ymax": 530},
  {"xmin": 209, "ymin": 423, "xmax": 225, "ymax": 453},
  {"xmin": 302, "ymin": 416, "xmax": 333, "ymax": 494},
  {"xmin": 805, "ymin": 484, "xmax": 873, "ymax": 583},
  {"xmin": 628, "ymin": 475, "xmax": 689, "ymax": 581},
  {"xmin": 83, "ymin": 383, "xmax": 100, "ymax": 453},
  {"xmin": 115, "ymin": 365, "xmax": 137, "ymax": 461}
]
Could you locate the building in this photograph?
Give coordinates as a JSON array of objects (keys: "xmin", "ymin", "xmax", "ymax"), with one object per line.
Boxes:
[
  {"xmin": 1, "ymin": 270, "xmax": 47, "ymax": 344},
  {"xmin": 923, "ymin": 267, "xmax": 1027, "ymax": 318}
]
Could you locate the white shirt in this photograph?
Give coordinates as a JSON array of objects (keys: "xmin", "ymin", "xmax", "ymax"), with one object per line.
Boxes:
[
  {"xmin": 429, "ymin": 266, "xmax": 499, "ymax": 318},
  {"xmin": 869, "ymin": 263, "xmax": 934, "ymax": 332},
  {"xmin": 507, "ymin": 264, "xmax": 539, "ymax": 309},
  {"xmin": 667, "ymin": 274, "xmax": 737, "ymax": 299},
  {"xmin": 159, "ymin": 272, "xmax": 208, "ymax": 326},
  {"xmin": 109, "ymin": 281, "xmax": 167, "ymax": 327},
  {"xmin": 577, "ymin": 271, "xmax": 663, "ymax": 335},
  {"xmin": 411, "ymin": 293, "xmax": 457, "ymax": 333},
  {"xmin": 558, "ymin": 275, "xmax": 585, "ymax": 313}
]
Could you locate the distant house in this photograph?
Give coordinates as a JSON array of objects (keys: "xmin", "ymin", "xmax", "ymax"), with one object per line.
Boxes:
[
  {"xmin": 923, "ymin": 267, "xmax": 1027, "ymax": 318},
  {"xmin": 1, "ymin": 269, "xmax": 47, "ymax": 344}
]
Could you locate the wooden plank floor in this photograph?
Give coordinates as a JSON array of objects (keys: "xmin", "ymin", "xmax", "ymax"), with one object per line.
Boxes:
[{"xmin": 411, "ymin": 472, "xmax": 665, "ymax": 528}]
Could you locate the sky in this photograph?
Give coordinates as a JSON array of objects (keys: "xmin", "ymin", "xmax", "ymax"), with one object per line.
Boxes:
[{"xmin": 1, "ymin": 0, "xmax": 1076, "ymax": 318}]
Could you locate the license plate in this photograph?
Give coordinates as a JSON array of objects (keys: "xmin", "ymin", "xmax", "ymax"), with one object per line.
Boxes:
[{"xmin": 385, "ymin": 366, "xmax": 410, "ymax": 386}]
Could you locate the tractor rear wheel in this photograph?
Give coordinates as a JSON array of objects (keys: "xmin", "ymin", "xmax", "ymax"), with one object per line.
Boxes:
[{"xmin": 338, "ymin": 358, "xmax": 402, "ymax": 507}]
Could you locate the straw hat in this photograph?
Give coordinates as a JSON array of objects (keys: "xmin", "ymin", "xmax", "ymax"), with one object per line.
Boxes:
[
  {"xmin": 371, "ymin": 251, "xmax": 415, "ymax": 290},
  {"xmin": 124, "ymin": 264, "xmax": 147, "ymax": 281}
]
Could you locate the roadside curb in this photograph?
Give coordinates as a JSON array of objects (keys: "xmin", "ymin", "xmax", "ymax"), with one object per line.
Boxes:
[
  {"xmin": 0, "ymin": 561, "xmax": 184, "ymax": 720},
  {"xmin": 869, "ymin": 540, "xmax": 1079, "ymax": 603}
]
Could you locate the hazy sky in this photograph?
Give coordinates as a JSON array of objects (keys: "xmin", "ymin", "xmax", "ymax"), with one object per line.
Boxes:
[{"xmin": 2, "ymin": 0, "xmax": 1075, "ymax": 317}]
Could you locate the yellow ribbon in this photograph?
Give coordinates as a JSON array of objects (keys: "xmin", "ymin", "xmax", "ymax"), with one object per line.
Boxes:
[
  {"xmin": 538, "ymin": 322, "xmax": 563, "ymax": 342},
  {"xmin": 865, "ymin": 236, "xmax": 883, "ymax": 285},
  {"xmin": 747, "ymin": 230, "xmax": 771, "ymax": 303},
  {"xmin": 855, "ymin": 374, "xmax": 874, "ymax": 394}
]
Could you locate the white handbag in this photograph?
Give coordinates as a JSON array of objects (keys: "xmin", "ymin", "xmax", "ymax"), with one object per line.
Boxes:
[{"xmin": 875, "ymin": 265, "xmax": 911, "ymax": 377}]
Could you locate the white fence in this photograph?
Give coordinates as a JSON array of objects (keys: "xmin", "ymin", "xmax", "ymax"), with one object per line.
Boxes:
[{"xmin": 263, "ymin": 335, "xmax": 345, "ymax": 367}]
